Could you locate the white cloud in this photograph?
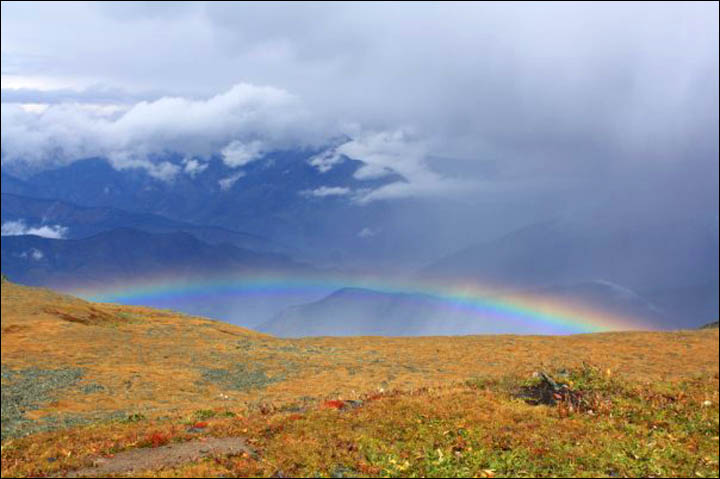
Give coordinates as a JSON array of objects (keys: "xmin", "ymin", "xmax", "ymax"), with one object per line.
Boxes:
[
  {"xmin": 358, "ymin": 227, "xmax": 378, "ymax": 238},
  {"xmin": 1, "ymin": 220, "xmax": 68, "ymax": 239},
  {"xmin": 18, "ymin": 248, "xmax": 46, "ymax": 261},
  {"xmin": 337, "ymin": 131, "xmax": 419, "ymax": 180},
  {"xmin": 300, "ymin": 186, "xmax": 351, "ymax": 198},
  {"xmin": 218, "ymin": 171, "xmax": 246, "ymax": 191},
  {"xmin": 182, "ymin": 157, "xmax": 208, "ymax": 177},
  {"xmin": 0, "ymin": 83, "xmax": 472, "ymax": 200},
  {"xmin": 107, "ymin": 151, "xmax": 180, "ymax": 181},
  {"xmin": 308, "ymin": 149, "xmax": 344, "ymax": 173},
  {"xmin": 1, "ymin": 83, "xmax": 329, "ymax": 178},
  {"xmin": 221, "ymin": 140, "xmax": 264, "ymax": 168},
  {"xmin": 320, "ymin": 130, "xmax": 476, "ymax": 203}
]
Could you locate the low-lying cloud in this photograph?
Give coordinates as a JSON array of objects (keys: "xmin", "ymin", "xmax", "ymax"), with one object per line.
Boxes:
[
  {"xmin": 218, "ymin": 171, "xmax": 246, "ymax": 191},
  {"xmin": 304, "ymin": 130, "xmax": 479, "ymax": 202},
  {"xmin": 1, "ymin": 84, "xmax": 468, "ymax": 202},
  {"xmin": 358, "ymin": 227, "xmax": 378, "ymax": 239},
  {"xmin": 300, "ymin": 186, "xmax": 351, "ymax": 198},
  {"xmin": 182, "ymin": 157, "xmax": 208, "ymax": 177},
  {"xmin": 19, "ymin": 248, "xmax": 45, "ymax": 261},
  {"xmin": 1, "ymin": 83, "xmax": 327, "ymax": 175},
  {"xmin": 221, "ymin": 140, "xmax": 265, "ymax": 168},
  {"xmin": 1, "ymin": 220, "xmax": 68, "ymax": 239}
]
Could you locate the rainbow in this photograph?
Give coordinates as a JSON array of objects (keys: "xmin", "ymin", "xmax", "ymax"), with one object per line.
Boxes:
[{"xmin": 69, "ymin": 271, "xmax": 655, "ymax": 335}]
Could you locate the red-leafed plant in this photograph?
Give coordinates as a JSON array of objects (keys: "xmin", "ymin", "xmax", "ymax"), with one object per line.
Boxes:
[
  {"xmin": 147, "ymin": 432, "xmax": 170, "ymax": 448},
  {"xmin": 323, "ymin": 400, "xmax": 345, "ymax": 409}
]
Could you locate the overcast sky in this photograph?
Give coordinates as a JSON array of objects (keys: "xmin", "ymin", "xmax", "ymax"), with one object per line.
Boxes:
[{"xmin": 1, "ymin": 1, "xmax": 718, "ymax": 205}]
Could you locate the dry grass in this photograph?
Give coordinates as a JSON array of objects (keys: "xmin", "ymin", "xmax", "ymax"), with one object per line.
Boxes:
[{"xmin": 1, "ymin": 280, "xmax": 718, "ymax": 477}]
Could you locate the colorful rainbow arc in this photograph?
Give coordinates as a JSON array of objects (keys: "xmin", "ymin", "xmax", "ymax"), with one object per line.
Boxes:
[{"xmin": 71, "ymin": 272, "xmax": 655, "ymax": 335}]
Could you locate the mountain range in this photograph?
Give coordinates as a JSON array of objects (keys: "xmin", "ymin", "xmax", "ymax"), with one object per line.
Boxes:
[
  {"xmin": 1, "ymin": 227, "xmax": 305, "ymax": 290},
  {"xmin": 1, "ymin": 193, "xmax": 279, "ymax": 253},
  {"xmin": 2, "ymin": 152, "xmax": 718, "ymax": 333},
  {"xmin": 2, "ymin": 154, "xmax": 476, "ymax": 270}
]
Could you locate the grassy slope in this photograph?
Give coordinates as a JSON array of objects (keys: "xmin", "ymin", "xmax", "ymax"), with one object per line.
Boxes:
[{"xmin": 1, "ymin": 280, "xmax": 718, "ymax": 477}]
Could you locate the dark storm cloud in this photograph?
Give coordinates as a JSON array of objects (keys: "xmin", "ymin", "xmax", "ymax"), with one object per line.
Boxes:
[{"xmin": 1, "ymin": 2, "xmax": 717, "ymax": 203}]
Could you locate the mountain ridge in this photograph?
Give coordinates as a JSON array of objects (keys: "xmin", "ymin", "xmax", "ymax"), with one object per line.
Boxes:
[
  {"xmin": 1, "ymin": 192, "xmax": 281, "ymax": 253},
  {"xmin": 0, "ymin": 227, "xmax": 308, "ymax": 290}
]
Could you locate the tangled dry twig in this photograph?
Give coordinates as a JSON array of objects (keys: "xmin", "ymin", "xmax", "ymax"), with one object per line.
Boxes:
[{"xmin": 520, "ymin": 371, "xmax": 592, "ymax": 414}]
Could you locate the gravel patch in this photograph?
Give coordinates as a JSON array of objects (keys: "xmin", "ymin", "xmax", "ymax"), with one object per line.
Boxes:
[
  {"xmin": 68, "ymin": 436, "xmax": 251, "ymax": 477},
  {"xmin": 1, "ymin": 367, "xmax": 85, "ymax": 440}
]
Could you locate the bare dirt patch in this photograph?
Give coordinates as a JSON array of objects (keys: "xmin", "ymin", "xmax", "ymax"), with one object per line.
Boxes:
[{"xmin": 68, "ymin": 436, "xmax": 251, "ymax": 477}]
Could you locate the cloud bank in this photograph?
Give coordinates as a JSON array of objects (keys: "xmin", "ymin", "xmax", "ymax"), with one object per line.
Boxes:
[
  {"xmin": 1, "ymin": 84, "xmax": 467, "ymax": 200},
  {"xmin": 1, "ymin": 2, "xmax": 717, "ymax": 205},
  {"xmin": 1, "ymin": 83, "xmax": 326, "ymax": 174}
]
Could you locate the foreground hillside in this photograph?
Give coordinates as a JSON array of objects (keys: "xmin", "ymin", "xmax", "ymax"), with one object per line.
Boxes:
[{"xmin": 1, "ymin": 279, "xmax": 718, "ymax": 477}]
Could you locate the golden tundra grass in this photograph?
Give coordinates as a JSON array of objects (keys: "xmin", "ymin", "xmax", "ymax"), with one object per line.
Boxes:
[{"xmin": 1, "ymin": 280, "xmax": 718, "ymax": 477}]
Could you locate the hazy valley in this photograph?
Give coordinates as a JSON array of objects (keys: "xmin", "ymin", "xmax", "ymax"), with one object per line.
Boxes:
[{"xmin": 2, "ymin": 278, "xmax": 718, "ymax": 477}]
